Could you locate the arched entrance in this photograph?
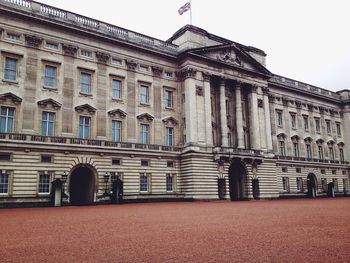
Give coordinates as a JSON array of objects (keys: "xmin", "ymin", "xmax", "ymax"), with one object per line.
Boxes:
[
  {"xmin": 69, "ymin": 165, "xmax": 96, "ymax": 205},
  {"xmin": 307, "ymin": 173, "xmax": 317, "ymax": 198},
  {"xmin": 228, "ymin": 158, "xmax": 246, "ymax": 200}
]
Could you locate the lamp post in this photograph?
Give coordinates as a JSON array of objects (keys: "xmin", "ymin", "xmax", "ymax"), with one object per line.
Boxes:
[
  {"xmin": 61, "ymin": 171, "xmax": 68, "ymax": 199},
  {"xmin": 103, "ymin": 172, "xmax": 109, "ymax": 197}
]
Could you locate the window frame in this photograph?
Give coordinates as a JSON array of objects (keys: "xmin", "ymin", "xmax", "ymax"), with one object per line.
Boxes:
[
  {"xmin": 139, "ymin": 173, "xmax": 150, "ymax": 193},
  {"xmin": 303, "ymin": 115, "xmax": 309, "ymax": 131},
  {"xmin": 3, "ymin": 57, "xmax": 18, "ymax": 82},
  {"xmin": 38, "ymin": 173, "xmax": 51, "ymax": 195},
  {"xmin": 80, "ymin": 71, "xmax": 92, "ymax": 94},
  {"xmin": 43, "ymin": 64, "xmax": 58, "ymax": 89},
  {"xmin": 139, "ymin": 84, "xmax": 150, "ymax": 104},
  {"xmin": 164, "ymin": 89, "xmax": 174, "ymax": 109},
  {"xmin": 111, "ymin": 120, "xmax": 122, "ymax": 142},
  {"xmin": 276, "ymin": 110, "xmax": 283, "ymax": 127},
  {"xmin": 166, "ymin": 173, "xmax": 174, "ymax": 192},
  {"xmin": 165, "ymin": 127, "xmax": 174, "ymax": 146},
  {"xmin": 0, "ymin": 106, "xmax": 15, "ymax": 133},
  {"xmin": 41, "ymin": 111, "xmax": 55, "ymax": 136},
  {"xmin": 0, "ymin": 172, "xmax": 10, "ymax": 195},
  {"xmin": 78, "ymin": 115, "xmax": 91, "ymax": 139},
  {"xmin": 140, "ymin": 123, "xmax": 150, "ymax": 144},
  {"xmin": 290, "ymin": 113, "xmax": 296, "ymax": 129},
  {"xmin": 111, "ymin": 78, "xmax": 123, "ymax": 100}
]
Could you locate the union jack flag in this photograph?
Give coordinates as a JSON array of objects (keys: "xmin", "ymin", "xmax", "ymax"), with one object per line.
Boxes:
[{"xmin": 178, "ymin": 2, "xmax": 191, "ymax": 15}]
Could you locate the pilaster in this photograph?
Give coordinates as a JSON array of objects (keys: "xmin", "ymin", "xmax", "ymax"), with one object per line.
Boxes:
[
  {"xmin": 219, "ymin": 78, "xmax": 228, "ymax": 147},
  {"xmin": 203, "ymin": 72, "xmax": 213, "ymax": 146},
  {"xmin": 235, "ymin": 81, "xmax": 245, "ymax": 149},
  {"xmin": 248, "ymin": 85, "xmax": 261, "ymax": 150},
  {"xmin": 262, "ymin": 87, "xmax": 273, "ymax": 152}
]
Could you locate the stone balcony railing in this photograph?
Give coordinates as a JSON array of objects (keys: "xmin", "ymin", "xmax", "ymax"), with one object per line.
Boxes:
[
  {"xmin": 0, "ymin": 133, "xmax": 182, "ymax": 152},
  {"xmin": 0, "ymin": 0, "xmax": 179, "ymax": 55},
  {"xmin": 270, "ymin": 75, "xmax": 341, "ymax": 100},
  {"xmin": 275, "ymin": 155, "xmax": 349, "ymax": 165},
  {"xmin": 213, "ymin": 147, "xmax": 264, "ymax": 157}
]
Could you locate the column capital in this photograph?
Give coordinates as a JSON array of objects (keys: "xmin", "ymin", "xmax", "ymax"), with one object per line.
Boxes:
[
  {"xmin": 175, "ymin": 67, "xmax": 197, "ymax": 80},
  {"xmin": 202, "ymin": 72, "xmax": 211, "ymax": 82},
  {"xmin": 250, "ymin": 85, "xmax": 258, "ymax": 93},
  {"xmin": 262, "ymin": 87, "xmax": 269, "ymax": 95}
]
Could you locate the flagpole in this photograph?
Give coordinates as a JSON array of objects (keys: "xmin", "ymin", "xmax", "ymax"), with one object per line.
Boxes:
[{"xmin": 189, "ymin": 0, "xmax": 192, "ymax": 25}]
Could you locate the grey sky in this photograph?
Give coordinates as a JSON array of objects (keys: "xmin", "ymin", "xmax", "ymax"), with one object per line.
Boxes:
[{"xmin": 39, "ymin": 0, "xmax": 350, "ymax": 91}]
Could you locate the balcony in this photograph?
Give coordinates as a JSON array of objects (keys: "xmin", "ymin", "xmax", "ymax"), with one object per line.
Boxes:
[
  {"xmin": 0, "ymin": 133, "xmax": 182, "ymax": 153},
  {"xmin": 213, "ymin": 147, "xmax": 264, "ymax": 157},
  {"xmin": 275, "ymin": 155, "xmax": 349, "ymax": 165}
]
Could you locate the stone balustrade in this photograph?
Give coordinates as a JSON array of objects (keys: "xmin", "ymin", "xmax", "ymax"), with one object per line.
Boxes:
[{"xmin": 275, "ymin": 155, "xmax": 349, "ymax": 164}]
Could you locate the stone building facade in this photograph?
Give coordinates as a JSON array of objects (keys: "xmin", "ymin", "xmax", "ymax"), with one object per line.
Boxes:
[{"xmin": 0, "ymin": 0, "xmax": 349, "ymax": 205}]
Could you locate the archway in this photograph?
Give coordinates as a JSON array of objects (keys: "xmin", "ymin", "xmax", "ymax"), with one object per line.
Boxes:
[
  {"xmin": 69, "ymin": 165, "xmax": 96, "ymax": 205},
  {"xmin": 228, "ymin": 158, "xmax": 246, "ymax": 200},
  {"xmin": 307, "ymin": 173, "xmax": 317, "ymax": 198}
]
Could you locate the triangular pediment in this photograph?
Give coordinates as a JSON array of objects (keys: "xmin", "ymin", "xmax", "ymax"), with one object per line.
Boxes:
[
  {"xmin": 37, "ymin": 98, "xmax": 62, "ymax": 109},
  {"xmin": 162, "ymin": 117, "xmax": 178, "ymax": 126},
  {"xmin": 188, "ymin": 43, "xmax": 271, "ymax": 76},
  {"xmin": 137, "ymin": 113, "xmax": 154, "ymax": 122},
  {"xmin": 108, "ymin": 108, "xmax": 127, "ymax": 118},
  {"xmin": 0, "ymin": 92, "xmax": 22, "ymax": 105},
  {"xmin": 75, "ymin": 104, "xmax": 96, "ymax": 114}
]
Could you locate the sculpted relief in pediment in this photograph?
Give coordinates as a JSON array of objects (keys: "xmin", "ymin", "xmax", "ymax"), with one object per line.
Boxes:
[{"xmin": 216, "ymin": 49, "xmax": 242, "ymax": 66}]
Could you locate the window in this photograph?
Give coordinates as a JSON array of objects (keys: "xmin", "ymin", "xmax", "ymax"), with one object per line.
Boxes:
[
  {"xmin": 112, "ymin": 79, "xmax": 122, "ymax": 99},
  {"xmin": 315, "ymin": 118, "xmax": 320, "ymax": 133},
  {"xmin": 112, "ymin": 120, "xmax": 122, "ymax": 142},
  {"xmin": 306, "ymin": 144, "xmax": 312, "ymax": 159},
  {"xmin": 80, "ymin": 50, "xmax": 92, "ymax": 58},
  {"xmin": 228, "ymin": 133, "xmax": 232, "ymax": 147},
  {"xmin": 282, "ymin": 177, "xmax": 289, "ymax": 192},
  {"xmin": 38, "ymin": 174, "xmax": 50, "ymax": 194},
  {"xmin": 318, "ymin": 145, "xmax": 323, "ymax": 160},
  {"xmin": 0, "ymin": 153, "xmax": 11, "ymax": 161},
  {"xmin": 321, "ymin": 169, "xmax": 326, "ymax": 175},
  {"xmin": 279, "ymin": 141, "xmax": 286, "ymax": 156},
  {"xmin": 112, "ymin": 159, "xmax": 121, "ymax": 165},
  {"xmin": 343, "ymin": 179, "xmax": 348, "ymax": 192},
  {"xmin": 332, "ymin": 170, "xmax": 337, "ymax": 175},
  {"xmin": 276, "ymin": 111, "xmax": 283, "ymax": 127},
  {"xmin": 4, "ymin": 57, "xmax": 17, "ymax": 81},
  {"xmin": 333, "ymin": 178, "xmax": 338, "ymax": 192},
  {"xmin": 41, "ymin": 155, "xmax": 52, "ymax": 163},
  {"xmin": 45, "ymin": 42, "xmax": 58, "ymax": 50},
  {"xmin": 167, "ymin": 161, "xmax": 174, "ymax": 168},
  {"xmin": 336, "ymin": 123, "xmax": 341, "ymax": 136},
  {"xmin": 225, "ymin": 100, "xmax": 230, "ymax": 115},
  {"xmin": 41, "ymin": 111, "xmax": 55, "ymax": 136},
  {"xmin": 290, "ymin": 113, "xmax": 296, "ymax": 129},
  {"xmin": 343, "ymin": 170, "xmax": 347, "ymax": 176},
  {"xmin": 282, "ymin": 167, "xmax": 288, "ymax": 173},
  {"xmin": 0, "ymin": 107, "xmax": 15, "ymax": 133},
  {"xmin": 293, "ymin": 143, "xmax": 299, "ymax": 157},
  {"xmin": 140, "ymin": 173, "xmax": 148, "ymax": 192},
  {"xmin": 140, "ymin": 84, "xmax": 149, "ymax": 104},
  {"xmin": 339, "ymin": 148, "xmax": 344, "ymax": 162},
  {"xmin": 79, "ymin": 116, "xmax": 90, "ymax": 139},
  {"xmin": 164, "ymin": 90, "xmax": 173, "ymax": 108},
  {"xmin": 140, "ymin": 124, "xmax": 149, "ymax": 144},
  {"xmin": 166, "ymin": 127, "xmax": 174, "ymax": 146},
  {"xmin": 141, "ymin": 160, "xmax": 149, "ymax": 166},
  {"xmin": 44, "ymin": 65, "xmax": 57, "ymax": 88},
  {"xmin": 0, "ymin": 173, "xmax": 9, "ymax": 194},
  {"xmin": 296, "ymin": 177, "xmax": 303, "ymax": 192},
  {"xmin": 80, "ymin": 72, "xmax": 91, "ymax": 94},
  {"xmin": 6, "ymin": 33, "xmax": 20, "ymax": 41},
  {"xmin": 321, "ymin": 178, "xmax": 327, "ymax": 192},
  {"xmin": 296, "ymin": 168, "xmax": 301, "ymax": 173},
  {"xmin": 165, "ymin": 71, "xmax": 173, "ymax": 77},
  {"xmin": 329, "ymin": 146, "xmax": 334, "ymax": 161},
  {"xmin": 303, "ymin": 116, "xmax": 309, "ymax": 131},
  {"xmin": 166, "ymin": 173, "xmax": 174, "ymax": 192},
  {"xmin": 326, "ymin": 121, "xmax": 331, "ymax": 134},
  {"xmin": 111, "ymin": 58, "xmax": 122, "ymax": 66}
]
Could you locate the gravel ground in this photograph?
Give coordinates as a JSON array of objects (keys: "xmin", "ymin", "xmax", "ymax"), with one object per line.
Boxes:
[{"xmin": 0, "ymin": 198, "xmax": 349, "ymax": 263}]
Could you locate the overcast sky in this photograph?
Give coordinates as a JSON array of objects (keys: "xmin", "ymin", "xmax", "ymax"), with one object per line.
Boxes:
[{"xmin": 39, "ymin": 0, "xmax": 350, "ymax": 91}]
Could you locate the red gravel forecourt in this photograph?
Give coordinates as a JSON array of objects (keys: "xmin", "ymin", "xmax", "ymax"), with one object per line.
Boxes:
[{"xmin": 0, "ymin": 198, "xmax": 349, "ymax": 263}]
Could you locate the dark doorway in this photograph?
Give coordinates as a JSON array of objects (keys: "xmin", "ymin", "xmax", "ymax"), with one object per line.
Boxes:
[
  {"xmin": 307, "ymin": 173, "xmax": 317, "ymax": 198},
  {"xmin": 228, "ymin": 158, "xmax": 246, "ymax": 200},
  {"xmin": 69, "ymin": 166, "xmax": 95, "ymax": 205},
  {"xmin": 217, "ymin": 178, "xmax": 226, "ymax": 200},
  {"xmin": 252, "ymin": 179, "xmax": 260, "ymax": 199}
]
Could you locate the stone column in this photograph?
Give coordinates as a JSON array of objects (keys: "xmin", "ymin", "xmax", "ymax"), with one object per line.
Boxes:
[
  {"xmin": 219, "ymin": 79, "xmax": 228, "ymax": 147},
  {"xmin": 262, "ymin": 87, "xmax": 273, "ymax": 152},
  {"xmin": 235, "ymin": 81, "xmax": 245, "ymax": 149},
  {"xmin": 248, "ymin": 85, "xmax": 261, "ymax": 150},
  {"xmin": 203, "ymin": 72, "xmax": 213, "ymax": 146},
  {"xmin": 342, "ymin": 105, "xmax": 350, "ymax": 161}
]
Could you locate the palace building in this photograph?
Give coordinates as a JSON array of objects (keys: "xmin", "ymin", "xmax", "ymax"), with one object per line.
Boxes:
[{"xmin": 0, "ymin": 0, "xmax": 349, "ymax": 206}]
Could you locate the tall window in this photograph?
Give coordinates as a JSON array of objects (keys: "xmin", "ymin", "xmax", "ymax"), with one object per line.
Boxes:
[
  {"xmin": 339, "ymin": 148, "xmax": 344, "ymax": 162},
  {"xmin": 166, "ymin": 127, "xmax": 174, "ymax": 146},
  {"xmin": 112, "ymin": 120, "xmax": 122, "ymax": 142},
  {"xmin": 318, "ymin": 145, "xmax": 323, "ymax": 160},
  {"xmin": 329, "ymin": 146, "xmax": 334, "ymax": 161},
  {"xmin": 164, "ymin": 90, "xmax": 173, "ymax": 108},
  {"xmin": 326, "ymin": 121, "xmax": 331, "ymax": 134},
  {"xmin": 80, "ymin": 72, "xmax": 91, "ymax": 94},
  {"xmin": 321, "ymin": 178, "xmax": 327, "ymax": 192},
  {"xmin": 276, "ymin": 111, "xmax": 283, "ymax": 127},
  {"xmin": 0, "ymin": 107, "xmax": 15, "ymax": 133},
  {"xmin": 41, "ymin": 111, "xmax": 55, "ymax": 136},
  {"xmin": 38, "ymin": 174, "xmax": 50, "ymax": 194},
  {"xmin": 336, "ymin": 123, "xmax": 341, "ymax": 136},
  {"xmin": 290, "ymin": 113, "xmax": 296, "ymax": 129},
  {"xmin": 315, "ymin": 118, "xmax": 320, "ymax": 133},
  {"xmin": 140, "ymin": 173, "xmax": 148, "ymax": 192},
  {"xmin": 112, "ymin": 79, "xmax": 122, "ymax": 99},
  {"xmin": 333, "ymin": 178, "xmax": 338, "ymax": 192},
  {"xmin": 296, "ymin": 177, "xmax": 303, "ymax": 192},
  {"xmin": 4, "ymin": 57, "xmax": 17, "ymax": 81},
  {"xmin": 343, "ymin": 179, "xmax": 348, "ymax": 192},
  {"xmin": 293, "ymin": 143, "xmax": 299, "ymax": 157},
  {"xmin": 44, "ymin": 65, "xmax": 57, "ymax": 88},
  {"xmin": 306, "ymin": 144, "xmax": 312, "ymax": 159},
  {"xmin": 303, "ymin": 116, "xmax": 309, "ymax": 131},
  {"xmin": 166, "ymin": 173, "xmax": 173, "ymax": 192},
  {"xmin": 282, "ymin": 177, "xmax": 289, "ymax": 192},
  {"xmin": 140, "ymin": 84, "xmax": 149, "ymax": 104},
  {"xmin": 0, "ymin": 173, "xmax": 9, "ymax": 194},
  {"xmin": 140, "ymin": 124, "xmax": 149, "ymax": 144},
  {"xmin": 79, "ymin": 116, "xmax": 90, "ymax": 139}
]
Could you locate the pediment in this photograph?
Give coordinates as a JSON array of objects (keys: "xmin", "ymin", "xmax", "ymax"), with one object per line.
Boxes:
[
  {"xmin": 189, "ymin": 43, "xmax": 271, "ymax": 76},
  {"xmin": 37, "ymin": 98, "xmax": 62, "ymax": 110},
  {"xmin": 0, "ymin": 92, "xmax": 22, "ymax": 105},
  {"xmin": 162, "ymin": 117, "xmax": 178, "ymax": 126},
  {"xmin": 137, "ymin": 113, "xmax": 154, "ymax": 122},
  {"xmin": 108, "ymin": 108, "xmax": 127, "ymax": 118},
  {"xmin": 75, "ymin": 104, "xmax": 96, "ymax": 114}
]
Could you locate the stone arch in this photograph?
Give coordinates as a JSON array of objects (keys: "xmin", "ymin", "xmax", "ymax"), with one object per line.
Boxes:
[
  {"xmin": 228, "ymin": 158, "xmax": 248, "ymax": 201},
  {"xmin": 307, "ymin": 173, "xmax": 318, "ymax": 198}
]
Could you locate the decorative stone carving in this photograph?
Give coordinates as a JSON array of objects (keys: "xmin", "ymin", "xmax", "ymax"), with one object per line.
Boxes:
[
  {"xmin": 107, "ymin": 109, "xmax": 127, "ymax": 119},
  {"xmin": 136, "ymin": 113, "xmax": 154, "ymax": 122},
  {"xmin": 257, "ymin": 99, "xmax": 263, "ymax": 108},
  {"xmin": 162, "ymin": 117, "xmax": 178, "ymax": 126},
  {"xmin": 95, "ymin": 52, "xmax": 110, "ymax": 64},
  {"xmin": 262, "ymin": 87, "xmax": 269, "ymax": 95},
  {"xmin": 329, "ymin": 109, "xmax": 335, "ymax": 116},
  {"xmin": 307, "ymin": 103, "xmax": 314, "ymax": 111},
  {"xmin": 37, "ymin": 98, "xmax": 62, "ymax": 110},
  {"xmin": 319, "ymin": 106, "xmax": 325, "ymax": 114},
  {"xmin": 217, "ymin": 49, "xmax": 242, "ymax": 66},
  {"xmin": 250, "ymin": 85, "xmax": 258, "ymax": 93},
  {"xmin": 74, "ymin": 104, "xmax": 96, "ymax": 115},
  {"xmin": 0, "ymin": 92, "xmax": 22, "ymax": 105},
  {"xmin": 202, "ymin": 72, "xmax": 211, "ymax": 82},
  {"xmin": 282, "ymin": 96, "xmax": 289, "ymax": 106},
  {"xmin": 175, "ymin": 67, "xmax": 196, "ymax": 80},
  {"xmin": 25, "ymin": 34, "xmax": 43, "ymax": 48},
  {"xmin": 62, "ymin": 43, "xmax": 78, "ymax": 56},
  {"xmin": 268, "ymin": 95, "xmax": 275, "ymax": 103},
  {"xmin": 125, "ymin": 59, "xmax": 138, "ymax": 70},
  {"xmin": 151, "ymin": 66, "xmax": 163, "ymax": 76},
  {"xmin": 295, "ymin": 100, "xmax": 302, "ymax": 109},
  {"xmin": 196, "ymin": 86, "xmax": 204, "ymax": 96}
]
